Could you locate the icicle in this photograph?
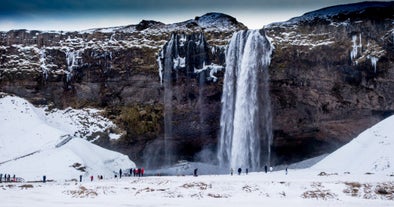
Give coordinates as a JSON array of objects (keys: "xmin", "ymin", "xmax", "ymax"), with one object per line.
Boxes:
[
  {"xmin": 157, "ymin": 50, "xmax": 164, "ymax": 85},
  {"xmin": 370, "ymin": 56, "xmax": 379, "ymax": 73},
  {"xmin": 350, "ymin": 35, "xmax": 359, "ymax": 60},
  {"xmin": 211, "ymin": 46, "xmax": 216, "ymax": 55},
  {"xmin": 65, "ymin": 49, "xmax": 83, "ymax": 82},
  {"xmin": 173, "ymin": 56, "xmax": 185, "ymax": 69},
  {"xmin": 39, "ymin": 49, "xmax": 49, "ymax": 79},
  {"xmin": 350, "ymin": 34, "xmax": 363, "ymax": 61}
]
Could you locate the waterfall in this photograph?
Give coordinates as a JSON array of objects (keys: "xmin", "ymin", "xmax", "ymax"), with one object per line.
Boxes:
[
  {"xmin": 163, "ymin": 34, "xmax": 176, "ymax": 166},
  {"xmin": 217, "ymin": 30, "xmax": 273, "ymax": 171}
]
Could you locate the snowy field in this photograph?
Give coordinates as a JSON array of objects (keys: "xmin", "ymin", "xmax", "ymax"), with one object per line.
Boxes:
[
  {"xmin": 1, "ymin": 94, "xmax": 393, "ymax": 206},
  {"xmin": 1, "ymin": 170, "xmax": 393, "ymax": 207}
]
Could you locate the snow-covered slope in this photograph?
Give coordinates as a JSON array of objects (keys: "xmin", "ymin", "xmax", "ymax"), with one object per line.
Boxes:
[
  {"xmin": 0, "ymin": 138, "xmax": 135, "ymax": 181},
  {"xmin": 267, "ymin": 1, "xmax": 394, "ymax": 27},
  {"xmin": 0, "ymin": 94, "xmax": 135, "ymax": 181},
  {"xmin": 313, "ymin": 115, "xmax": 394, "ymax": 173}
]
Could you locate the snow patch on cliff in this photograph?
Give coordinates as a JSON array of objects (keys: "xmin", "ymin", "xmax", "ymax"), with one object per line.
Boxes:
[{"xmin": 194, "ymin": 62, "xmax": 224, "ymax": 82}]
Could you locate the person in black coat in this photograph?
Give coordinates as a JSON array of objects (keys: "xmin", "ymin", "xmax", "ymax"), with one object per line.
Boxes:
[
  {"xmin": 238, "ymin": 168, "xmax": 242, "ymax": 175},
  {"xmin": 119, "ymin": 169, "xmax": 123, "ymax": 179}
]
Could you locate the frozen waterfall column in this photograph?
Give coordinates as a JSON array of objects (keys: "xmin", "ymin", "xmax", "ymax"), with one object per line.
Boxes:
[{"xmin": 217, "ymin": 30, "xmax": 273, "ymax": 171}]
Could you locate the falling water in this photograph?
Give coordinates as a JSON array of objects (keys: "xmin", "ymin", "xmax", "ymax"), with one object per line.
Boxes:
[
  {"xmin": 217, "ymin": 30, "xmax": 273, "ymax": 171},
  {"xmin": 162, "ymin": 34, "xmax": 176, "ymax": 166}
]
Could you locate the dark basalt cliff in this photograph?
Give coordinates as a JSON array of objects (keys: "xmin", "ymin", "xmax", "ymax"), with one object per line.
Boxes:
[
  {"xmin": 266, "ymin": 1, "xmax": 394, "ymax": 163},
  {"xmin": 1, "ymin": 3, "xmax": 394, "ymax": 167},
  {"xmin": 0, "ymin": 13, "xmax": 245, "ymax": 166}
]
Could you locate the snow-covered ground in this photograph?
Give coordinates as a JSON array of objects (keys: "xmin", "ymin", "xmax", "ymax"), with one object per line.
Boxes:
[
  {"xmin": 0, "ymin": 94, "xmax": 393, "ymax": 206},
  {"xmin": 0, "ymin": 170, "xmax": 393, "ymax": 207}
]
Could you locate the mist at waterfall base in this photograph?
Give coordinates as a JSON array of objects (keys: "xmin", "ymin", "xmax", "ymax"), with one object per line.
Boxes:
[{"xmin": 143, "ymin": 30, "xmax": 274, "ymax": 175}]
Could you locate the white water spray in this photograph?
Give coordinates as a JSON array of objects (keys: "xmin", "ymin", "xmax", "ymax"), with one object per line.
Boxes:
[{"xmin": 217, "ymin": 30, "xmax": 273, "ymax": 170}]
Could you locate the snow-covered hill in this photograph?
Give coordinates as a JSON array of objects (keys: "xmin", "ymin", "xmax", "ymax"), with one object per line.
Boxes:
[
  {"xmin": 313, "ymin": 115, "xmax": 394, "ymax": 174},
  {"xmin": 270, "ymin": 1, "xmax": 394, "ymax": 26},
  {"xmin": 0, "ymin": 94, "xmax": 135, "ymax": 181}
]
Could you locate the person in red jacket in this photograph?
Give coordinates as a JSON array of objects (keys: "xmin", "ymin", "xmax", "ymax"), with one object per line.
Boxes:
[{"xmin": 141, "ymin": 168, "xmax": 145, "ymax": 176}]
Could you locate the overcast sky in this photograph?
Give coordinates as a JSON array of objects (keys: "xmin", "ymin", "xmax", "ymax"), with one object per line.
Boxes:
[{"xmin": 0, "ymin": 0, "xmax": 390, "ymax": 31}]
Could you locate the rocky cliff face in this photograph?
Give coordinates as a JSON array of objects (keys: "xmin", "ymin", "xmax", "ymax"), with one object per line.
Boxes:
[
  {"xmin": 1, "ymin": 3, "xmax": 394, "ymax": 167},
  {"xmin": 266, "ymin": 1, "xmax": 394, "ymax": 163},
  {"xmin": 0, "ymin": 13, "xmax": 245, "ymax": 167}
]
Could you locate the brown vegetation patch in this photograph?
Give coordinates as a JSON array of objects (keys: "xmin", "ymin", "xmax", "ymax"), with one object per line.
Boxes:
[
  {"xmin": 181, "ymin": 182, "xmax": 209, "ymax": 190},
  {"xmin": 242, "ymin": 185, "xmax": 259, "ymax": 193},
  {"xmin": 135, "ymin": 187, "xmax": 167, "ymax": 195},
  {"xmin": 302, "ymin": 190, "xmax": 337, "ymax": 200},
  {"xmin": 318, "ymin": 172, "xmax": 338, "ymax": 176},
  {"xmin": 19, "ymin": 184, "xmax": 34, "ymax": 189},
  {"xmin": 375, "ymin": 183, "xmax": 394, "ymax": 200},
  {"xmin": 344, "ymin": 182, "xmax": 362, "ymax": 197},
  {"xmin": 302, "ymin": 182, "xmax": 337, "ymax": 200},
  {"xmin": 65, "ymin": 186, "xmax": 98, "ymax": 198},
  {"xmin": 344, "ymin": 182, "xmax": 394, "ymax": 200},
  {"xmin": 207, "ymin": 193, "xmax": 229, "ymax": 198}
]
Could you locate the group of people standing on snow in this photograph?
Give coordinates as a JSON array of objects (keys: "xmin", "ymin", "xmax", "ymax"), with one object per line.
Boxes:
[
  {"xmin": 79, "ymin": 167, "xmax": 145, "ymax": 182},
  {"xmin": 0, "ymin": 173, "xmax": 16, "ymax": 182},
  {"xmin": 127, "ymin": 167, "xmax": 145, "ymax": 177},
  {"xmin": 229, "ymin": 165, "xmax": 288, "ymax": 175},
  {"xmin": 230, "ymin": 168, "xmax": 249, "ymax": 175},
  {"xmin": 116, "ymin": 167, "xmax": 145, "ymax": 178}
]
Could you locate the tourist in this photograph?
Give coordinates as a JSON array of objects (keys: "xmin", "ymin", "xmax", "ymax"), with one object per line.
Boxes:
[
  {"xmin": 119, "ymin": 169, "xmax": 122, "ymax": 179},
  {"xmin": 264, "ymin": 165, "xmax": 268, "ymax": 173},
  {"xmin": 43, "ymin": 175, "xmax": 46, "ymax": 183},
  {"xmin": 246, "ymin": 168, "xmax": 248, "ymax": 175},
  {"xmin": 193, "ymin": 168, "xmax": 198, "ymax": 177},
  {"xmin": 238, "ymin": 168, "xmax": 242, "ymax": 175},
  {"xmin": 285, "ymin": 167, "xmax": 288, "ymax": 175},
  {"xmin": 0, "ymin": 173, "xmax": 2, "ymax": 183},
  {"xmin": 230, "ymin": 168, "xmax": 234, "ymax": 176},
  {"xmin": 80, "ymin": 175, "xmax": 83, "ymax": 182},
  {"xmin": 90, "ymin": 175, "xmax": 94, "ymax": 182},
  {"xmin": 129, "ymin": 168, "xmax": 133, "ymax": 176}
]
